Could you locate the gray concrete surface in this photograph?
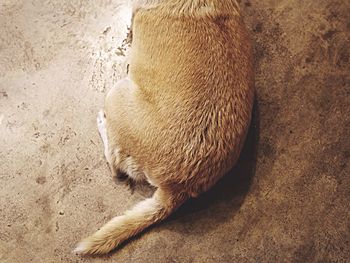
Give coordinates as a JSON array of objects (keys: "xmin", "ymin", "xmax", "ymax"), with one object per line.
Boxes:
[{"xmin": 0, "ymin": 0, "xmax": 349, "ymax": 262}]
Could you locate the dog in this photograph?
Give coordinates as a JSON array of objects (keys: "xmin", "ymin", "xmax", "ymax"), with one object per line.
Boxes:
[{"xmin": 75, "ymin": 0, "xmax": 254, "ymax": 255}]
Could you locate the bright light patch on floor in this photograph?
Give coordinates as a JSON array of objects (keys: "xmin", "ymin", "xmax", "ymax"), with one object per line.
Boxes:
[{"xmin": 117, "ymin": 4, "xmax": 132, "ymax": 26}]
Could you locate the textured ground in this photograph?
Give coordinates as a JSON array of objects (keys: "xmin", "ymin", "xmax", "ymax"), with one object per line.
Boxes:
[{"xmin": 0, "ymin": 0, "xmax": 349, "ymax": 262}]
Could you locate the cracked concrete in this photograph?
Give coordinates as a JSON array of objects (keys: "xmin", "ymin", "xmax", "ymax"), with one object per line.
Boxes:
[{"xmin": 0, "ymin": 0, "xmax": 349, "ymax": 262}]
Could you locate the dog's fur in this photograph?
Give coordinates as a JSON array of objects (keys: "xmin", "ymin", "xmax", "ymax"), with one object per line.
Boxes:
[{"xmin": 75, "ymin": 0, "xmax": 254, "ymax": 255}]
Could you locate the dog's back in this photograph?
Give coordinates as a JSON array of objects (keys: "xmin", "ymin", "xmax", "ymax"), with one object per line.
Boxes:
[{"xmin": 123, "ymin": 1, "xmax": 254, "ymax": 194}]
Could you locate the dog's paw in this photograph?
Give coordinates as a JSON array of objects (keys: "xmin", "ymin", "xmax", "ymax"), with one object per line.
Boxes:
[
  {"xmin": 97, "ymin": 110, "xmax": 106, "ymax": 127},
  {"xmin": 97, "ymin": 110, "xmax": 106, "ymax": 134}
]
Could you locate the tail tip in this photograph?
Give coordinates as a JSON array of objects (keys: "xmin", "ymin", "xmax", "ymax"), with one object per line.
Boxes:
[{"xmin": 73, "ymin": 241, "xmax": 89, "ymax": 255}]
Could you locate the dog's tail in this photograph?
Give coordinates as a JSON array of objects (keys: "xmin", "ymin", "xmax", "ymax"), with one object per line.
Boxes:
[{"xmin": 74, "ymin": 188, "xmax": 187, "ymax": 255}]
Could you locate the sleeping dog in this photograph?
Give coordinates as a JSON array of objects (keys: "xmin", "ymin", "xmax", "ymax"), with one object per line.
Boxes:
[{"xmin": 75, "ymin": 0, "xmax": 254, "ymax": 255}]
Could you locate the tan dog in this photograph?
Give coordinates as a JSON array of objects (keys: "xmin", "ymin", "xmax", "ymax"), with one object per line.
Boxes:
[{"xmin": 75, "ymin": 0, "xmax": 254, "ymax": 255}]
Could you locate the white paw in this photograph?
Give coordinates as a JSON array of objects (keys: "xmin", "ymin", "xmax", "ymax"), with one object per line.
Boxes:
[
  {"xmin": 97, "ymin": 110, "xmax": 108, "ymax": 138},
  {"xmin": 97, "ymin": 110, "xmax": 106, "ymax": 129},
  {"xmin": 96, "ymin": 109, "xmax": 110, "ymax": 162}
]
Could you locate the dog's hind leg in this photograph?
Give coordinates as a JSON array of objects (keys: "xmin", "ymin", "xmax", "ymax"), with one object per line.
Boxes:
[{"xmin": 97, "ymin": 110, "xmax": 118, "ymax": 177}]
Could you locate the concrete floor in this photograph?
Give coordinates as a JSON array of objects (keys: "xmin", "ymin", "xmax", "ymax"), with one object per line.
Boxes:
[{"xmin": 0, "ymin": 0, "xmax": 349, "ymax": 262}]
